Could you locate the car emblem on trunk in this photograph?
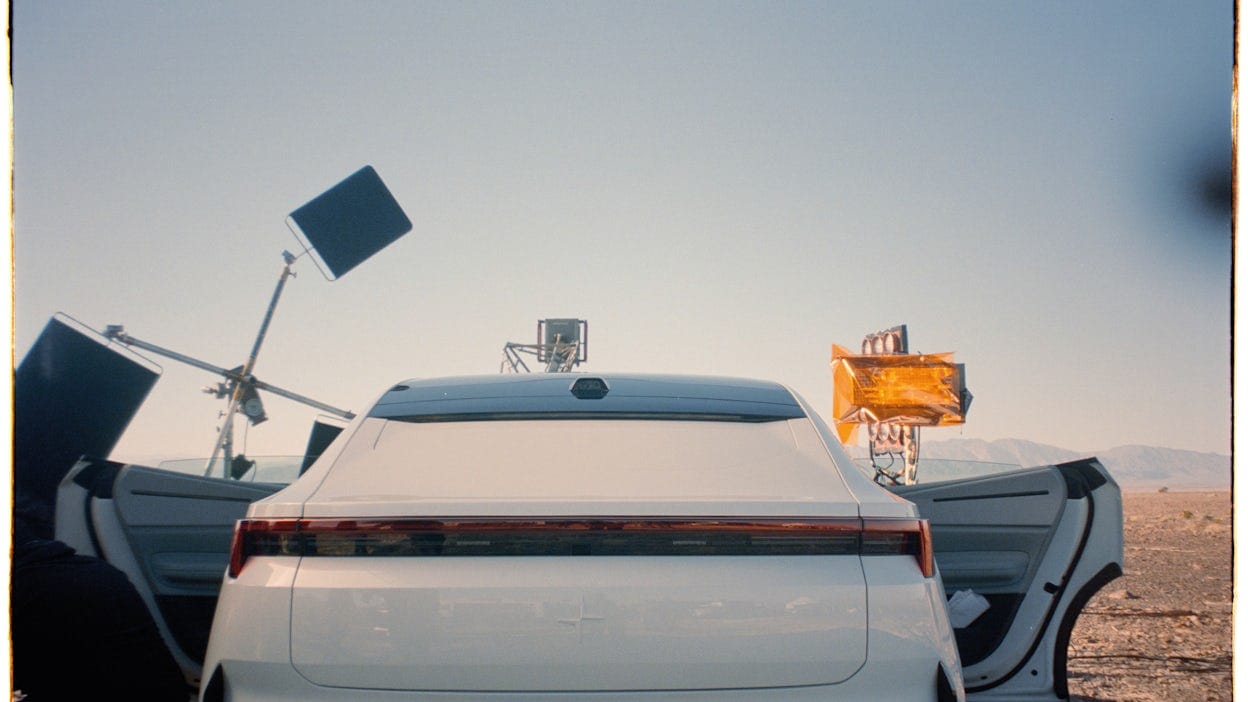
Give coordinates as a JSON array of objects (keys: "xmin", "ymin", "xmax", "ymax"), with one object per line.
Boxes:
[{"xmin": 558, "ymin": 596, "xmax": 606, "ymax": 642}]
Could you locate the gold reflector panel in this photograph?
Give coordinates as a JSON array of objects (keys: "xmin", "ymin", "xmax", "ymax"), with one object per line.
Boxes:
[{"xmin": 831, "ymin": 344, "xmax": 968, "ymax": 439}]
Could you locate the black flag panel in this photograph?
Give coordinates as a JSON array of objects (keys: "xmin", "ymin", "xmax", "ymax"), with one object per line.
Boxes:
[{"xmin": 288, "ymin": 165, "xmax": 412, "ymax": 280}]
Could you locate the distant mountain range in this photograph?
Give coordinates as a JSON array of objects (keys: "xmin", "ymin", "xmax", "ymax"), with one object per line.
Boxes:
[{"xmin": 883, "ymin": 438, "xmax": 1231, "ymax": 490}]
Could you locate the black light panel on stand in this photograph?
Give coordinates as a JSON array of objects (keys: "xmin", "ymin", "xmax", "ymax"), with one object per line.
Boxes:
[
  {"xmin": 287, "ymin": 165, "xmax": 413, "ymax": 280},
  {"xmin": 299, "ymin": 418, "xmax": 347, "ymax": 476},
  {"xmin": 14, "ymin": 315, "xmax": 161, "ymax": 537}
]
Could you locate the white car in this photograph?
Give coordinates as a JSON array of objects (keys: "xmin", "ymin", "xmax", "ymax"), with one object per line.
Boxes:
[{"xmin": 54, "ymin": 374, "xmax": 1122, "ymax": 701}]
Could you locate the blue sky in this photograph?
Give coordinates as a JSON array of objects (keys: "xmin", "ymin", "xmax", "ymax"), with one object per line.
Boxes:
[{"xmin": 12, "ymin": 1, "xmax": 1233, "ymax": 462}]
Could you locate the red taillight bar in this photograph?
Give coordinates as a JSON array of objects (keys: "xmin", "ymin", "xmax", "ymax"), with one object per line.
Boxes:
[
  {"xmin": 228, "ymin": 518, "xmax": 298, "ymax": 578},
  {"xmin": 861, "ymin": 517, "xmax": 935, "ymax": 578},
  {"xmin": 227, "ymin": 516, "xmax": 935, "ymax": 578}
]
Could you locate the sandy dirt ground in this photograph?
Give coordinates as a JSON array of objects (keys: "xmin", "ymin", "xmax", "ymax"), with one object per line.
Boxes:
[{"xmin": 1066, "ymin": 490, "xmax": 1232, "ymax": 701}]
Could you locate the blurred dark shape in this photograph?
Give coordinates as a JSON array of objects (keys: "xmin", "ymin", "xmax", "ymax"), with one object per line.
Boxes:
[
  {"xmin": 288, "ymin": 165, "xmax": 413, "ymax": 280},
  {"xmin": 1175, "ymin": 123, "xmax": 1234, "ymax": 234},
  {"xmin": 299, "ymin": 418, "xmax": 345, "ymax": 475},
  {"xmin": 230, "ymin": 454, "xmax": 257, "ymax": 480},
  {"xmin": 1197, "ymin": 163, "xmax": 1233, "ymax": 219},
  {"xmin": 12, "ymin": 516, "xmax": 189, "ymax": 700},
  {"xmin": 14, "ymin": 316, "xmax": 160, "ymax": 538},
  {"xmin": 1179, "ymin": 149, "xmax": 1234, "ymax": 255}
]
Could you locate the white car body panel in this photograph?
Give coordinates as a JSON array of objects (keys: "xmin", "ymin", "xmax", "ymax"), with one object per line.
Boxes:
[
  {"xmin": 290, "ymin": 555, "xmax": 867, "ymax": 690},
  {"xmin": 790, "ymin": 393, "xmax": 923, "ymax": 519},
  {"xmin": 208, "ymin": 558, "xmax": 955, "ymax": 702},
  {"xmin": 283, "ymin": 416, "xmax": 889, "ymax": 691}
]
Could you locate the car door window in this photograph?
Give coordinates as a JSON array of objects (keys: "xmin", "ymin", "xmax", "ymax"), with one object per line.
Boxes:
[{"xmin": 157, "ymin": 455, "xmax": 305, "ymax": 485}]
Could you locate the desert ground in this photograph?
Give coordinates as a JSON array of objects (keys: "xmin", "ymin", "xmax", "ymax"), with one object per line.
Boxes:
[{"xmin": 1067, "ymin": 490, "xmax": 1232, "ymax": 701}]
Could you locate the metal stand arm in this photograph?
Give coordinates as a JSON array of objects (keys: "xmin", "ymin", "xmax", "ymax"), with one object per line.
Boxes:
[{"xmin": 104, "ymin": 253, "xmax": 357, "ymax": 478}]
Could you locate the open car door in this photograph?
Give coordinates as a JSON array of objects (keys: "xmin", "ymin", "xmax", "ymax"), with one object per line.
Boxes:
[
  {"xmin": 893, "ymin": 458, "xmax": 1123, "ymax": 701},
  {"xmin": 55, "ymin": 457, "xmax": 287, "ymax": 688}
]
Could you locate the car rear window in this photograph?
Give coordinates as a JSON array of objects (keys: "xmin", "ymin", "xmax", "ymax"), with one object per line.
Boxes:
[{"xmin": 309, "ymin": 417, "xmax": 854, "ymax": 506}]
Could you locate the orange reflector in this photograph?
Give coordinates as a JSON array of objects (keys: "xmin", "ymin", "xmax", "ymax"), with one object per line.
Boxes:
[{"xmin": 831, "ymin": 345, "xmax": 968, "ymax": 436}]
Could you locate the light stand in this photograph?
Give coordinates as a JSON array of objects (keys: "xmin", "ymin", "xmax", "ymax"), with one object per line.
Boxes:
[
  {"xmin": 107, "ymin": 165, "xmax": 411, "ymax": 478},
  {"xmin": 500, "ymin": 319, "xmax": 588, "ymax": 373},
  {"xmin": 103, "ymin": 254, "xmax": 357, "ymax": 478},
  {"xmin": 203, "ymin": 251, "xmax": 296, "ymax": 475}
]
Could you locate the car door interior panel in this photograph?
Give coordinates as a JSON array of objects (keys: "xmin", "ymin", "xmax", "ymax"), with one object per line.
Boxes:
[
  {"xmin": 894, "ymin": 459, "xmax": 1121, "ymax": 698},
  {"xmin": 56, "ymin": 458, "xmax": 285, "ymax": 680}
]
